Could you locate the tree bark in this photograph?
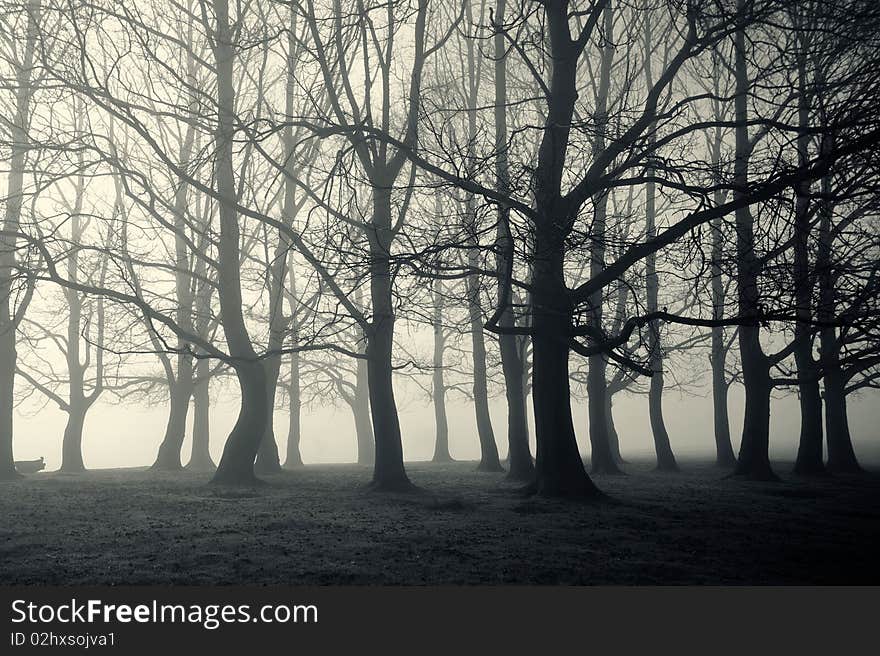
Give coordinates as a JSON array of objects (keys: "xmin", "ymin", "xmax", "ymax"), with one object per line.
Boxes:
[
  {"xmin": 353, "ymin": 362, "xmax": 374, "ymax": 466},
  {"xmin": 586, "ymin": 5, "xmax": 621, "ymax": 476},
  {"xmin": 0, "ymin": 0, "xmax": 39, "ymax": 480},
  {"xmin": 186, "ymin": 358, "xmax": 215, "ymax": 471},
  {"xmin": 710, "ymin": 359, "xmax": 736, "ymax": 467},
  {"xmin": 526, "ymin": 1, "xmax": 602, "ymax": 497},
  {"xmin": 531, "ymin": 235, "xmax": 600, "ymax": 497},
  {"xmin": 284, "ymin": 351, "xmax": 303, "ymax": 468},
  {"xmin": 791, "ymin": 28, "xmax": 824, "ymax": 476},
  {"xmin": 60, "ymin": 404, "xmax": 87, "ymax": 473},
  {"xmin": 462, "ymin": 0, "xmax": 502, "ymax": 474},
  {"xmin": 605, "ymin": 392, "xmax": 626, "ymax": 465},
  {"xmin": 210, "ymin": 0, "xmax": 267, "ymax": 484},
  {"xmin": 365, "ymin": 184, "xmax": 412, "ymax": 491},
  {"xmin": 467, "ymin": 266, "xmax": 503, "ymax": 472},
  {"xmin": 431, "ymin": 279, "xmax": 452, "ymax": 463},
  {"xmin": 816, "ymin": 152, "xmax": 861, "ymax": 474},
  {"xmin": 643, "ymin": 17, "xmax": 677, "ymax": 472},
  {"xmin": 153, "ymin": 379, "xmax": 191, "ymax": 470},
  {"xmin": 709, "ymin": 55, "xmax": 736, "ymax": 468},
  {"xmin": 254, "ymin": 354, "xmax": 282, "ymax": 474},
  {"xmin": 213, "ymin": 361, "xmax": 267, "ymax": 484},
  {"xmin": 823, "ymin": 364, "xmax": 860, "ymax": 473},
  {"xmin": 732, "ymin": 12, "xmax": 776, "ymax": 481},
  {"xmin": 494, "ymin": 0, "xmax": 533, "ymax": 482}
]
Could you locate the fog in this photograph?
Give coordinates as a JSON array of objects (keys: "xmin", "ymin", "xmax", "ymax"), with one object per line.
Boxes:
[{"xmin": 15, "ymin": 383, "xmax": 880, "ymax": 470}]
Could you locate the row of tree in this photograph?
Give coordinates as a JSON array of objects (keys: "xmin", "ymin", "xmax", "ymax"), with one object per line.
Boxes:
[{"xmin": 1, "ymin": 0, "xmax": 878, "ymax": 496}]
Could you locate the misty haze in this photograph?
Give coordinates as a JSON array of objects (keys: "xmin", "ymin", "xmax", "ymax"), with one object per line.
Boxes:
[{"xmin": 1, "ymin": 0, "xmax": 879, "ymax": 585}]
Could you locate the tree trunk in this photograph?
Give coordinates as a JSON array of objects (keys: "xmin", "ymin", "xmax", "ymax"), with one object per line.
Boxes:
[
  {"xmin": 353, "ymin": 366, "xmax": 374, "ymax": 466},
  {"xmin": 153, "ymin": 379, "xmax": 191, "ymax": 470},
  {"xmin": 254, "ymin": 354, "xmax": 282, "ymax": 474},
  {"xmin": 644, "ymin": 131, "xmax": 677, "ymax": 472},
  {"xmin": 494, "ymin": 0, "xmax": 533, "ymax": 481},
  {"xmin": 499, "ymin": 325, "xmax": 533, "ymax": 480},
  {"xmin": 467, "ymin": 268, "xmax": 503, "ymax": 472},
  {"xmin": 526, "ymin": 3, "xmax": 601, "ymax": 497},
  {"xmin": 823, "ymin": 363, "xmax": 861, "ymax": 473},
  {"xmin": 585, "ymin": 193, "xmax": 618, "ymax": 475},
  {"xmin": 605, "ymin": 392, "xmax": 626, "ymax": 465},
  {"xmin": 711, "ymin": 363, "xmax": 736, "ymax": 467},
  {"xmin": 732, "ymin": 9, "xmax": 776, "ymax": 481},
  {"xmin": 793, "ymin": 376, "xmax": 824, "ymax": 475},
  {"xmin": 209, "ymin": 0, "xmax": 267, "ymax": 484},
  {"xmin": 431, "ymin": 279, "xmax": 452, "ymax": 463},
  {"xmin": 709, "ymin": 55, "xmax": 736, "ymax": 468},
  {"xmin": 284, "ymin": 351, "xmax": 303, "ymax": 468},
  {"xmin": 641, "ymin": 14, "xmax": 677, "ymax": 472},
  {"xmin": 791, "ymin": 33, "xmax": 824, "ymax": 476},
  {"xmin": 530, "ymin": 232, "xmax": 601, "ymax": 498},
  {"xmin": 60, "ymin": 404, "xmax": 87, "ymax": 473},
  {"xmin": 365, "ymin": 185, "xmax": 412, "ymax": 491},
  {"xmin": 0, "ymin": 0, "xmax": 39, "ymax": 481},
  {"xmin": 366, "ymin": 325, "xmax": 410, "ymax": 490},
  {"xmin": 647, "ymin": 372, "xmax": 677, "ymax": 471},
  {"xmin": 186, "ymin": 359, "xmax": 215, "ymax": 471},
  {"xmin": 814, "ymin": 132, "xmax": 861, "ymax": 474},
  {"xmin": 734, "ymin": 343, "xmax": 775, "ymax": 480},
  {"xmin": 0, "ymin": 340, "xmax": 16, "ymax": 479},
  {"xmin": 462, "ymin": 6, "xmax": 502, "ymax": 474},
  {"xmin": 213, "ymin": 361, "xmax": 267, "ymax": 485},
  {"xmin": 586, "ymin": 5, "xmax": 620, "ymax": 476}
]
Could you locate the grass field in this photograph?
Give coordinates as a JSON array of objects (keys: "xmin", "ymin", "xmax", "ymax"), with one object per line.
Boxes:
[{"xmin": 1, "ymin": 460, "xmax": 878, "ymax": 584}]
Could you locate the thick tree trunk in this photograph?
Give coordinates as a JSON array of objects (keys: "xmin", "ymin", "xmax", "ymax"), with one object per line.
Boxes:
[
  {"xmin": 186, "ymin": 360, "xmax": 215, "ymax": 471},
  {"xmin": 431, "ymin": 280, "xmax": 452, "ymax": 463},
  {"xmin": 793, "ymin": 374, "xmax": 824, "ymax": 475},
  {"xmin": 365, "ymin": 185, "xmax": 412, "ymax": 491},
  {"xmin": 526, "ymin": 3, "xmax": 602, "ymax": 498},
  {"xmin": 734, "ymin": 339, "xmax": 775, "ymax": 480},
  {"xmin": 814, "ymin": 133, "xmax": 861, "ymax": 474},
  {"xmin": 60, "ymin": 404, "xmax": 87, "ymax": 473},
  {"xmin": 531, "ymin": 232, "xmax": 600, "ymax": 498},
  {"xmin": 254, "ymin": 355, "xmax": 282, "ymax": 474},
  {"xmin": 209, "ymin": 0, "xmax": 267, "ymax": 484},
  {"xmin": 212, "ymin": 361, "xmax": 267, "ymax": 485},
  {"xmin": 823, "ymin": 364, "xmax": 861, "ymax": 473},
  {"xmin": 153, "ymin": 379, "xmax": 191, "ymax": 470},
  {"xmin": 366, "ymin": 325, "xmax": 410, "ymax": 490},
  {"xmin": 732, "ymin": 11, "xmax": 776, "ymax": 481},
  {"xmin": 587, "ymin": 355, "xmax": 620, "ymax": 475}
]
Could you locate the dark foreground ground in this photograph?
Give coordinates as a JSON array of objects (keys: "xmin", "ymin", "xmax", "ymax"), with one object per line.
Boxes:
[{"xmin": 1, "ymin": 460, "xmax": 878, "ymax": 584}]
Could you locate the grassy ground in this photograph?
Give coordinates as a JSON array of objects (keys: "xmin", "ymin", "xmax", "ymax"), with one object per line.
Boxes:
[{"xmin": 1, "ymin": 460, "xmax": 878, "ymax": 584}]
